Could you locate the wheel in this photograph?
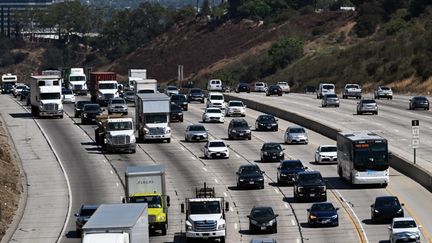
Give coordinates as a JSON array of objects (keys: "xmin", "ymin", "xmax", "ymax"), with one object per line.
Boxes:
[
  {"xmin": 375, "ymin": 111, "xmax": 378, "ymax": 115},
  {"xmin": 322, "ymin": 194, "xmax": 327, "ymax": 202},
  {"xmin": 336, "ymin": 105, "xmax": 340, "ymax": 107},
  {"xmin": 248, "ymin": 136, "xmax": 251, "ymax": 140},
  {"xmin": 131, "ymin": 149, "xmax": 136, "ymax": 154},
  {"xmin": 220, "ymin": 236, "xmax": 225, "ymax": 243},
  {"xmin": 201, "ymin": 99, "xmax": 204, "ymax": 103},
  {"xmin": 338, "ymin": 166, "xmax": 343, "ymax": 178},
  {"xmin": 322, "ymin": 104, "xmax": 325, "ymax": 107},
  {"xmin": 357, "ymin": 110, "xmax": 360, "ymax": 115},
  {"xmin": 180, "ymin": 118, "xmax": 183, "ymax": 122},
  {"xmin": 124, "ymin": 112, "xmax": 128, "ymax": 115},
  {"xmin": 266, "ymin": 94, "xmax": 270, "ymax": 96},
  {"xmin": 161, "ymin": 223, "xmax": 167, "ymax": 235},
  {"xmin": 185, "ymin": 107, "xmax": 188, "ymax": 111},
  {"xmin": 108, "ymin": 111, "xmax": 112, "ymax": 115},
  {"xmin": 204, "ymin": 153, "xmax": 208, "ymax": 159},
  {"xmin": 382, "ymin": 183, "xmax": 388, "ymax": 188},
  {"xmin": 228, "ymin": 134, "xmax": 232, "ymax": 140},
  {"xmin": 74, "ymin": 112, "xmax": 78, "ymax": 118},
  {"xmin": 59, "ymin": 114, "xmax": 64, "ymax": 119},
  {"xmin": 278, "ymin": 94, "xmax": 282, "ymax": 96},
  {"xmin": 166, "ymin": 138, "xmax": 171, "ymax": 143},
  {"xmin": 249, "ymin": 223, "xmax": 254, "ymax": 233},
  {"xmin": 272, "ymin": 224, "xmax": 278, "ymax": 233}
]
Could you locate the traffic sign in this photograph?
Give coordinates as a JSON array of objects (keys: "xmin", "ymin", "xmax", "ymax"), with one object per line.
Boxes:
[
  {"xmin": 412, "ymin": 126, "xmax": 420, "ymax": 138},
  {"xmin": 412, "ymin": 120, "xmax": 419, "ymax": 126},
  {"xmin": 412, "ymin": 138, "xmax": 419, "ymax": 149}
]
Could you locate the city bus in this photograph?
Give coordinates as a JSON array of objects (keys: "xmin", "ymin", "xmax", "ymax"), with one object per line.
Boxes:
[{"xmin": 337, "ymin": 131, "xmax": 389, "ymax": 187}]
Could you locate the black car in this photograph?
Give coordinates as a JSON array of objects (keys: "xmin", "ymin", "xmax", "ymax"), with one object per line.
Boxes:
[
  {"xmin": 74, "ymin": 100, "xmax": 93, "ymax": 118},
  {"xmin": 170, "ymin": 104, "xmax": 183, "ymax": 122},
  {"xmin": 235, "ymin": 83, "xmax": 251, "ymax": 93},
  {"xmin": 236, "ymin": 164, "xmax": 265, "ymax": 189},
  {"xmin": 371, "ymin": 196, "xmax": 404, "ymax": 223},
  {"xmin": 81, "ymin": 104, "xmax": 103, "ymax": 124},
  {"xmin": 293, "ymin": 171, "xmax": 326, "ymax": 202},
  {"xmin": 304, "ymin": 86, "xmax": 317, "ymax": 93},
  {"xmin": 409, "ymin": 96, "xmax": 429, "ymax": 110},
  {"xmin": 266, "ymin": 85, "xmax": 282, "ymax": 96},
  {"xmin": 98, "ymin": 93, "xmax": 114, "ymax": 106},
  {"xmin": 260, "ymin": 143, "xmax": 284, "ymax": 162},
  {"xmin": 255, "ymin": 115, "xmax": 278, "ymax": 131},
  {"xmin": 248, "ymin": 206, "xmax": 278, "ymax": 233},
  {"xmin": 171, "ymin": 94, "xmax": 188, "ymax": 111},
  {"xmin": 123, "ymin": 90, "xmax": 135, "ymax": 103},
  {"xmin": 277, "ymin": 160, "xmax": 307, "ymax": 185},
  {"xmin": 228, "ymin": 118, "xmax": 251, "ymax": 140},
  {"xmin": 1, "ymin": 83, "xmax": 14, "ymax": 94},
  {"xmin": 20, "ymin": 88, "xmax": 30, "ymax": 101},
  {"xmin": 75, "ymin": 204, "xmax": 99, "ymax": 235},
  {"xmin": 307, "ymin": 202, "xmax": 339, "ymax": 227},
  {"xmin": 187, "ymin": 88, "xmax": 205, "ymax": 103}
]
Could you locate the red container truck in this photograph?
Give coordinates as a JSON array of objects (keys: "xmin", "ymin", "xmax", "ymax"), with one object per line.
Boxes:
[{"xmin": 89, "ymin": 72, "xmax": 116, "ymax": 102}]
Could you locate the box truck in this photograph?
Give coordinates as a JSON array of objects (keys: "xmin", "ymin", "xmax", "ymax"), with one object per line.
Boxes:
[
  {"xmin": 89, "ymin": 72, "xmax": 118, "ymax": 104},
  {"xmin": 135, "ymin": 93, "xmax": 171, "ymax": 143},
  {"xmin": 125, "ymin": 165, "xmax": 170, "ymax": 235},
  {"xmin": 1, "ymin": 73, "xmax": 17, "ymax": 94},
  {"xmin": 82, "ymin": 203, "xmax": 149, "ymax": 243},
  {"xmin": 134, "ymin": 79, "xmax": 157, "ymax": 94},
  {"xmin": 66, "ymin": 68, "xmax": 88, "ymax": 95},
  {"xmin": 30, "ymin": 75, "xmax": 63, "ymax": 118},
  {"xmin": 128, "ymin": 69, "xmax": 147, "ymax": 90}
]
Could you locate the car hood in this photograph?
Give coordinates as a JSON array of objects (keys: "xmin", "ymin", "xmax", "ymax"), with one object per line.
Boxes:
[
  {"xmin": 188, "ymin": 214, "xmax": 222, "ymax": 222},
  {"xmin": 375, "ymin": 206, "xmax": 402, "ymax": 214},
  {"xmin": 108, "ymin": 130, "xmax": 134, "ymax": 137},
  {"xmin": 189, "ymin": 131, "xmax": 207, "ymax": 136},
  {"xmin": 263, "ymin": 149, "xmax": 282, "ymax": 153},
  {"xmin": 298, "ymin": 181, "xmax": 324, "ymax": 187},
  {"xmin": 40, "ymin": 100, "xmax": 62, "ymax": 105},
  {"xmin": 392, "ymin": 228, "xmax": 420, "ymax": 235},
  {"xmin": 280, "ymin": 168, "xmax": 304, "ymax": 174},
  {"xmin": 208, "ymin": 147, "xmax": 227, "ymax": 152},
  {"xmin": 240, "ymin": 173, "xmax": 263, "ymax": 179},
  {"xmin": 289, "ymin": 133, "xmax": 307, "ymax": 137},
  {"xmin": 205, "ymin": 113, "xmax": 223, "ymax": 117},
  {"xmin": 319, "ymin": 152, "xmax": 337, "ymax": 157},
  {"xmin": 84, "ymin": 110, "xmax": 101, "ymax": 114},
  {"xmin": 310, "ymin": 210, "xmax": 337, "ymax": 218},
  {"xmin": 250, "ymin": 215, "xmax": 276, "ymax": 223}
]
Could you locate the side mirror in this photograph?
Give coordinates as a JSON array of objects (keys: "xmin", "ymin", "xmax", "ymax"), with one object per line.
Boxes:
[
  {"xmin": 102, "ymin": 109, "xmax": 105, "ymax": 112},
  {"xmin": 275, "ymin": 119, "xmax": 279, "ymax": 121},
  {"xmin": 181, "ymin": 203, "xmax": 185, "ymax": 213},
  {"xmin": 247, "ymin": 215, "xmax": 250, "ymax": 218},
  {"xmin": 336, "ymin": 208, "xmax": 340, "ymax": 211},
  {"xmin": 74, "ymin": 213, "xmax": 79, "ymax": 217},
  {"xmin": 244, "ymin": 105, "xmax": 247, "ymax": 108},
  {"xmin": 275, "ymin": 214, "xmax": 279, "ymax": 217},
  {"xmin": 282, "ymin": 148, "xmax": 285, "ymax": 150},
  {"xmin": 262, "ymin": 171, "xmax": 265, "ymax": 174},
  {"xmin": 167, "ymin": 196, "xmax": 171, "ymax": 207},
  {"xmin": 122, "ymin": 197, "xmax": 126, "ymax": 203},
  {"xmin": 227, "ymin": 145, "xmax": 230, "ymax": 147},
  {"xmin": 401, "ymin": 203, "xmax": 404, "ymax": 206},
  {"xmin": 304, "ymin": 167, "xmax": 308, "ymax": 170},
  {"xmin": 236, "ymin": 172, "xmax": 239, "ymax": 175},
  {"xmin": 225, "ymin": 202, "xmax": 229, "ymax": 211},
  {"xmin": 306, "ymin": 209, "xmax": 310, "ymax": 212},
  {"xmin": 370, "ymin": 204, "xmax": 374, "ymax": 208}
]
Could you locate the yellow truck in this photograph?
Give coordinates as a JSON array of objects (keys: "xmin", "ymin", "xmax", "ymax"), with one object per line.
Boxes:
[{"xmin": 124, "ymin": 165, "xmax": 170, "ymax": 235}]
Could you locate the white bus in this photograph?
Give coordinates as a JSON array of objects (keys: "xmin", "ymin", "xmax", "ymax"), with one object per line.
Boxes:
[{"xmin": 337, "ymin": 131, "xmax": 389, "ymax": 187}]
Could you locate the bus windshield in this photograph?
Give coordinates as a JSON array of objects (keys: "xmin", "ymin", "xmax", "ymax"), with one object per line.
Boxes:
[{"xmin": 354, "ymin": 142, "xmax": 388, "ymax": 171}]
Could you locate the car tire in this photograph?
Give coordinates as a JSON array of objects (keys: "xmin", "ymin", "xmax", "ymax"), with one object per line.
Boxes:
[
  {"xmin": 161, "ymin": 223, "xmax": 167, "ymax": 235},
  {"xmin": 322, "ymin": 194, "xmax": 327, "ymax": 202},
  {"xmin": 166, "ymin": 138, "xmax": 171, "ymax": 143},
  {"xmin": 375, "ymin": 111, "xmax": 378, "ymax": 115},
  {"xmin": 336, "ymin": 105, "xmax": 340, "ymax": 107},
  {"xmin": 273, "ymin": 224, "xmax": 278, "ymax": 233},
  {"xmin": 266, "ymin": 94, "xmax": 270, "ymax": 96},
  {"xmin": 249, "ymin": 223, "xmax": 254, "ymax": 233},
  {"xmin": 108, "ymin": 111, "xmax": 112, "ymax": 115},
  {"xmin": 180, "ymin": 118, "xmax": 184, "ymax": 122},
  {"xmin": 201, "ymin": 100, "xmax": 204, "ymax": 103},
  {"xmin": 74, "ymin": 112, "xmax": 78, "ymax": 118},
  {"xmin": 278, "ymin": 94, "xmax": 282, "ymax": 96},
  {"xmin": 248, "ymin": 136, "xmax": 251, "ymax": 140}
]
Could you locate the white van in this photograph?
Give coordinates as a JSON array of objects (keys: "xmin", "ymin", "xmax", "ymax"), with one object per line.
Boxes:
[
  {"xmin": 317, "ymin": 83, "xmax": 335, "ymax": 99},
  {"xmin": 206, "ymin": 92, "xmax": 225, "ymax": 110},
  {"xmin": 207, "ymin": 79, "xmax": 223, "ymax": 91}
]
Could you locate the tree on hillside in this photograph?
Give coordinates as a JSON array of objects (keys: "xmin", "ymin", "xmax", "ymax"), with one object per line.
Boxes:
[
  {"xmin": 268, "ymin": 37, "xmax": 304, "ymax": 69},
  {"xmin": 201, "ymin": 0, "xmax": 212, "ymax": 17},
  {"xmin": 353, "ymin": 1, "xmax": 386, "ymax": 37}
]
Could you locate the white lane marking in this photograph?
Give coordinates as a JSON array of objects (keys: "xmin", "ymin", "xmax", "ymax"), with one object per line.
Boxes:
[
  {"xmin": 291, "ymin": 219, "xmax": 296, "ymax": 225},
  {"xmin": 214, "ymin": 178, "xmax": 219, "ymax": 184},
  {"xmin": 103, "ymin": 159, "xmax": 107, "ymax": 163},
  {"xmin": 274, "ymin": 188, "xmax": 279, "ymax": 194},
  {"xmin": 191, "ymin": 156, "xmax": 196, "ymax": 160},
  {"xmin": 181, "ymin": 147, "xmax": 185, "ymax": 151},
  {"xmin": 234, "ymin": 223, "xmax": 238, "ymax": 230},
  {"xmin": 116, "ymin": 183, "xmax": 119, "ymax": 187},
  {"xmin": 375, "ymin": 122, "xmax": 382, "ymax": 126},
  {"xmin": 230, "ymin": 206, "xmax": 234, "ymax": 212},
  {"xmin": 284, "ymin": 203, "xmax": 289, "ymax": 209},
  {"xmin": 297, "ymin": 238, "xmax": 300, "ymax": 243},
  {"xmin": 394, "ymin": 129, "xmax": 400, "ymax": 133},
  {"xmin": 223, "ymin": 192, "xmax": 227, "ymax": 197},
  {"xmin": 110, "ymin": 170, "xmax": 113, "ymax": 174},
  {"xmin": 203, "ymin": 167, "xmax": 208, "ymax": 172},
  {"xmin": 235, "ymin": 154, "xmax": 241, "ymax": 158}
]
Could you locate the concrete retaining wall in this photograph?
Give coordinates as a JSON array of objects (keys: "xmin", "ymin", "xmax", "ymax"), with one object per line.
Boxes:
[{"xmin": 225, "ymin": 94, "xmax": 432, "ymax": 192}]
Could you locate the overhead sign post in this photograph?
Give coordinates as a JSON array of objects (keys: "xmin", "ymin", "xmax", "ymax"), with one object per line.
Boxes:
[{"xmin": 412, "ymin": 120, "xmax": 419, "ymax": 164}]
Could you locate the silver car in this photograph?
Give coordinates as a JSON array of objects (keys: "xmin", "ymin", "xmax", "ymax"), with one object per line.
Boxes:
[
  {"xmin": 357, "ymin": 99, "xmax": 378, "ymax": 115},
  {"xmin": 322, "ymin": 94, "xmax": 340, "ymax": 107},
  {"xmin": 108, "ymin": 97, "xmax": 128, "ymax": 115},
  {"xmin": 185, "ymin": 124, "xmax": 208, "ymax": 142},
  {"xmin": 284, "ymin": 126, "xmax": 308, "ymax": 144}
]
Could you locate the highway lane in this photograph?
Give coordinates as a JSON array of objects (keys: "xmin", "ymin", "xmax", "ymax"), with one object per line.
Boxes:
[{"xmin": 229, "ymin": 92, "xmax": 432, "ymax": 241}]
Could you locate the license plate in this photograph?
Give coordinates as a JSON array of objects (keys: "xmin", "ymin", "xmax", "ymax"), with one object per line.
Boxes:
[
  {"xmin": 267, "ymin": 126, "xmax": 271, "ymax": 129},
  {"xmin": 261, "ymin": 226, "xmax": 266, "ymax": 230},
  {"xmin": 240, "ymin": 133, "xmax": 244, "ymax": 136},
  {"xmin": 322, "ymin": 219, "xmax": 331, "ymax": 224},
  {"xmin": 272, "ymin": 156, "xmax": 277, "ymax": 159},
  {"xmin": 249, "ymin": 181, "xmax": 255, "ymax": 184},
  {"xmin": 310, "ymin": 193, "xmax": 315, "ymax": 197},
  {"xmin": 216, "ymin": 153, "xmax": 220, "ymax": 156}
]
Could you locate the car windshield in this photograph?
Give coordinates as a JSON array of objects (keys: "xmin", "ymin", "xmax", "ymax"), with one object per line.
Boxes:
[
  {"xmin": 289, "ymin": 128, "xmax": 305, "ymax": 133},
  {"xmin": 189, "ymin": 125, "xmax": 205, "ymax": 132},
  {"xmin": 210, "ymin": 95, "xmax": 223, "ymax": 100},
  {"xmin": 325, "ymin": 94, "xmax": 337, "ymax": 98},
  {"xmin": 263, "ymin": 143, "xmax": 281, "ymax": 150},
  {"xmin": 69, "ymin": 76, "xmax": 85, "ymax": 81},
  {"xmin": 376, "ymin": 197, "xmax": 400, "ymax": 207},
  {"xmin": 278, "ymin": 82, "xmax": 287, "ymax": 86},
  {"xmin": 129, "ymin": 196, "xmax": 162, "ymax": 208},
  {"xmin": 233, "ymin": 121, "xmax": 248, "ymax": 128},
  {"xmin": 83, "ymin": 104, "xmax": 101, "ymax": 111},
  {"xmin": 241, "ymin": 166, "xmax": 261, "ymax": 175},
  {"xmin": 311, "ymin": 203, "xmax": 335, "ymax": 211},
  {"xmin": 190, "ymin": 89, "xmax": 202, "ymax": 94},
  {"xmin": 144, "ymin": 114, "xmax": 167, "ymax": 123},
  {"xmin": 346, "ymin": 85, "xmax": 359, "ymax": 89},
  {"xmin": 393, "ymin": 220, "xmax": 417, "ymax": 228},
  {"xmin": 111, "ymin": 99, "xmax": 125, "ymax": 104},
  {"xmin": 167, "ymin": 86, "xmax": 177, "ymax": 90},
  {"xmin": 63, "ymin": 90, "xmax": 73, "ymax": 95},
  {"xmin": 258, "ymin": 115, "xmax": 275, "ymax": 122},
  {"xmin": 125, "ymin": 91, "xmax": 135, "ymax": 96},
  {"xmin": 323, "ymin": 85, "xmax": 334, "ymax": 89},
  {"xmin": 40, "ymin": 93, "xmax": 61, "ymax": 100},
  {"xmin": 229, "ymin": 102, "xmax": 243, "ymax": 107},
  {"xmin": 107, "ymin": 121, "xmax": 132, "ymax": 131},
  {"xmin": 80, "ymin": 208, "xmax": 97, "ymax": 217},
  {"xmin": 190, "ymin": 201, "xmax": 221, "ymax": 214},
  {"xmin": 320, "ymin": 146, "xmax": 336, "ymax": 152},
  {"xmin": 281, "ymin": 161, "xmax": 303, "ymax": 169},
  {"xmin": 77, "ymin": 101, "xmax": 92, "ymax": 109},
  {"xmin": 251, "ymin": 208, "xmax": 274, "ymax": 218},
  {"xmin": 413, "ymin": 96, "xmax": 427, "ymax": 101},
  {"xmin": 99, "ymin": 83, "xmax": 117, "ymax": 89},
  {"xmin": 270, "ymin": 85, "xmax": 280, "ymax": 89},
  {"xmin": 171, "ymin": 105, "xmax": 181, "ymax": 112},
  {"xmin": 207, "ymin": 109, "xmax": 221, "ymax": 113},
  {"xmin": 362, "ymin": 100, "xmax": 376, "ymax": 104},
  {"xmin": 171, "ymin": 95, "xmax": 186, "ymax": 101},
  {"xmin": 209, "ymin": 141, "xmax": 225, "ymax": 147},
  {"xmin": 17, "ymin": 85, "xmax": 27, "ymax": 89},
  {"xmin": 299, "ymin": 173, "xmax": 322, "ymax": 183}
]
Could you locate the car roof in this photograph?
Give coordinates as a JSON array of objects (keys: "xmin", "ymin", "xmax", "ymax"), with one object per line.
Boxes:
[
  {"xmin": 81, "ymin": 204, "xmax": 99, "ymax": 210},
  {"xmin": 393, "ymin": 217, "xmax": 415, "ymax": 222},
  {"xmin": 298, "ymin": 170, "xmax": 320, "ymax": 175},
  {"xmin": 209, "ymin": 140, "xmax": 224, "ymax": 143},
  {"xmin": 258, "ymin": 114, "xmax": 274, "ymax": 118},
  {"xmin": 281, "ymin": 159, "xmax": 302, "ymax": 164}
]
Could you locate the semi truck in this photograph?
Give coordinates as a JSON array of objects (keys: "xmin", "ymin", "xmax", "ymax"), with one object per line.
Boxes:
[
  {"xmin": 81, "ymin": 203, "xmax": 149, "ymax": 243},
  {"xmin": 124, "ymin": 165, "xmax": 170, "ymax": 235},
  {"xmin": 181, "ymin": 183, "xmax": 229, "ymax": 243},
  {"xmin": 66, "ymin": 68, "xmax": 88, "ymax": 95},
  {"xmin": 89, "ymin": 72, "xmax": 117, "ymax": 103},
  {"xmin": 30, "ymin": 75, "xmax": 63, "ymax": 118},
  {"xmin": 95, "ymin": 115, "xmax": 136, "ymax": 153},
  {"xmin": 135, "ymin": 93, "xmax": 171, "ymax": 143},
  {"xmin": 134, "ymin": 79, "xmax": 157, "ymax": 94},
  {"xmin": 128, "ymin": 69, "xmax": 147, "ymax": 90},
  {"xmin": 1, "ymin": 73, "xmax": 17, "ymax": 94}
]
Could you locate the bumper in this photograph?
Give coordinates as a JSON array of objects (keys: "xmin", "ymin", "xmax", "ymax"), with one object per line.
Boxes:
[
  {"xmin": 74, "ymin": 90, "xmax": 88, "ymax": 95},
  {"xmin": 230, "ymin": 132, "xmax": 251, "ymax": 139},
  {"xmin": 208, "ymin": 152, "xmax": 229, "ymax": 158},
  {"xmin": 309, "ymin": 217, "xmax": 338, "ymax": 226},
  {"xmin": 412, "ymin": 104, "xmax": 429, "ymax": 109},
  {"xmin": 344, "ymin": 93, "xmax": 361, "ymax": 97},
  {"xmin": 109, "ymin": 108, "xmax": 128, "ymax": 113},
  {"xmin": 353, "ymin": 176, "xmax": 389, "ymax": 185},
  {"xmin": 373, "ymin": 212, "xmax": 404, "ymax": 222},
  {"xmin": 82, "ymin": 116, "xmax": 97, "ymax": 123},
  {"xmin": 238, "ymin": 180, "xmax": 264, "ymax": 188},
  {"xmin": 40, "ymin": 110, "xmax": 63, "ymax": 117},
  {"xmin": 226, "ymin": 110, "xmax": 245, "ymax": 116},
  {"xmin": 63, "ymin": 99, "xmax": 75, "ymax": 103},
  {"xmin": 170, "ymin": 114, "xmax": 183, "ymax": 122},
  {"xmin": 186, "ymin": 229, "xmax": 225, "ymax": 239},
  {"xmin": 267, "ymin": 91, "xmax": 281, "ymax": 95},
  {"xmin": 297, "ymin": 191, "xmax": 326, "ymax": 201},
  {"xmin": 288, "ymin": 138, "xmax": 308, "ymax": 144},
  {"xmin": 324, "ymin": 101, "xmax": 339, "ymax": 106},
  {"xmin": 257, "ymin": 124, "xmax": 277, "ymax": 130},
  {"xmin": 145, "ymin": 134, "xmax": 171, "ymax": 140},
  {"xmin": 189, "ymin": 96, "xmax": 204, "ymax": 101},
  {"xmin": 318, "ymin": 157, "xmax": 337, "ymax": 163},
  {"xmin": 189, "ymin": 135, "xmax": 208, "ymax": 141},
  {"xmin": 106, "ymin": 143, "xmax": 136, "ymax": 152},
  {"xmin": 204, "ymin": 117, "xmax": 224, "ymax": 123},
  {"xmin": 262, "ymin": 154, "xmax": 284, "ymax": 161},
  {"xmin": 149, "ymin": 222, "xmax": 166, "ymax": 231}
]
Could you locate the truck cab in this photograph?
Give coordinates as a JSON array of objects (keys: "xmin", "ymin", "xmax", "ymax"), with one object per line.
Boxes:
[
  {"xmin": 30, "ymin": 75, "xmax": 64, "ymax": 118},
  {"xmin": 181, "ymin": 183, "xmax": 228, "ymax": 243},
  {"xmin": 67, "ymin": 68, "xmax": 88, "ymax": 95},
  {"xmin": 1, "ymin": 73, "xmax": 17, "ymax": 94},
  {"xmin": 95, "ymin": 116, "xmax": 136, "ymax": 153},
  {"xmin": 97, "ymin": 80, "xmax": 119, "ymax": 106}
]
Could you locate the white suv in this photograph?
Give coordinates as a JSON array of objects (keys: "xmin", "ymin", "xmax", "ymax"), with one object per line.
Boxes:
[
  {"xmin": 317, "ymin": 83, "xmax": 335, "ymax": 99},
  {"xmin": 207, "ymin": 79, "xmax": 223, "ymax": 91},
  {"xmin": 225, "ymin": 100, "xmax": 246, "ymax": 117},
  {"xmin": 277, "ymin": 82, "xmax": 290, "ymax": 93},
  {"xmin": 389, "ymin": 217, "xmax": 421, "ymax": 243},
  {"xmin": 206, "ymin": 92, "xmax": 225, "ymax": 110}
]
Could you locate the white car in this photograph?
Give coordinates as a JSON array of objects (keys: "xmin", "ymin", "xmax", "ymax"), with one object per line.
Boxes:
[
  {"xmin": 203, "ymin": 140, "xmax": 230, "ymax": 159},
  {"xmin": 389, "ymin": 217, "xmax": 421, "ymax": 243},
  {"xmin": 254, "ymin": 82, "xmax": 267, "ymax": 92},
  {"xmin": 206, "ymin": 92, "xmax": 225, "ymax": 110},
  {"xmin": 165, "ymin": 86, "xmax": 179, "ymax": 96},
  {"xmin": 12, "ymin": 84, "xmax": 28, "ymax": 97},
  {"xmin": 277, "ymin": 82, "xmax": 290, "ymax": 93},
  {"xmin": 374, "ymin": 86, "xmax": 393, "ymax": 100},
  {"xmin": 315, "ymin": 145, "xmax": 337, "ymax": 163},
  {"xmin": 284, "ymin": 126, "xmax": 308, "ymax": 144},
  {"xmin": 202, "ymin": 108, "xmax": 224, "ymax": 123},
  {"xmin": 62, "ymin": 89, "xmax": 76, "ymax": 103},
  {"xmin": 207, "ymin": 79, "xmax": 223, "ymax": 91},
  {"xmin": 225, "ymin": 100, "xmax": 246, "ymax": 117}
]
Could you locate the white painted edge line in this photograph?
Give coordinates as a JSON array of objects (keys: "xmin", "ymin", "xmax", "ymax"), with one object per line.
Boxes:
[
  {"xmin": 234, "ymin": 223, "xmax": 238, "ymax": 230},
  {"xmin": 296, "ymin": 238, "xmax": 300, "ymax": 243},
  {"xmin": 214, "ymin": 178, "xmax": 219, "ymax": 184},
  {"xmin": 30, "ymin": 115, "xmax": 72, "ymax": 243},
  {"xmin": 235, "ymin": 154, "xmax": 241, "ymax": 158},
  {"xmin": 181, "ymin": 147, "xmax": 185, "ymax": 151},
  {"xmin": 223, "ymin": 192, "xmax": 228, "ymax": 197},
  {"xmin": 274, "ymin": 188, "xmax": 279, "ymax": 194},
  {"xmin": 230, "ymin": 206, "xmax": 234, "ymax": 212},
  {"xmin": 291, "ymin": 219, "xmax": 296, "ymax": 226},
  {"xmin": 284, "ymin": 203, "xmax": 289, "ymax": 209},
  {"xmin": 203, "ymin": 167, "xmax": 208, "ymax": 172}
]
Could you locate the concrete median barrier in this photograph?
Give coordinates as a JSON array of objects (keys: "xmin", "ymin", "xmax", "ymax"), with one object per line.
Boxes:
[{"xmin": 225, "ymin": 94, "xmax": 432, "ymax": 192}]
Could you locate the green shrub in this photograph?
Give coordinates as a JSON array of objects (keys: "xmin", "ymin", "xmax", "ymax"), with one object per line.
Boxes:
[{"xmin": 268, "ymin": 37, "xmax": 304, "ymax": 69}]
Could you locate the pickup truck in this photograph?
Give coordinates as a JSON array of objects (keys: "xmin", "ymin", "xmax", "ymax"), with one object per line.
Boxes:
[{"xmin": 342, "ymin": 84, "xmax": 362, "ymax": 99}]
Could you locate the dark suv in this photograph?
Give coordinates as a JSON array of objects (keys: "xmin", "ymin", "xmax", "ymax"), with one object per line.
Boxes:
[
  {"xmin": 75, "ymin": 204, "xmax": 98, "ymax": 235},
  {"xmin": 370, "ymin": 196, "xmax": 404, "ymax": 223},
  {"xmin": 187, "ymin": 88, "xmax": 205, "ymax": 103},
  {"xmin": 236, "ymin": 164, "xmax": 265, "ymax": 189},
  {"xmin": 81, "ymin": 104, "xmax": 103, "ymax": 124},
  {"xmin": 260, "ymin": 143, "xmax": 284, "ymax": 162},
  {"xmin": 293, "ymin": 171, "xmax": 326, "ymax": 202},
  {"xmin": 74, "ymin": 100, "xmax": 93, "ymax": 118},
  {"xmin": 171, "ymin": 94, "xmax": 188, "ymax": 111},
  {"xmin": 228, "ymin": 119, "xmax": 251, "ymax": 140},
  {"xmin": 277, "ymin": 160, "xmax": 307, "ymax": 185},
  {"xmin": 409, "ymin": 96, "xmax": 429, "ymax": 110},
  {"xmin": 235, "ymin": 83, "xmax": 250, "ymax": 93}
]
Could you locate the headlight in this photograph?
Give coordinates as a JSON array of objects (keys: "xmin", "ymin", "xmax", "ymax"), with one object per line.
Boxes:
[
  {"xmin": 319, "ymin": 185, "xmax": 326, "ymax": 190},
  {"xmin": 245, "ymin": 130, "xmax": 251, "ymax": 133},
  {"xmin": 165, "ymin": 128, "xmax": 171, "ymax": 134},
  {"xmin": 374, "ymin": 209, "xmax": 379, "ymax": 213},
  {"xmin": 157, "ymin": 215, "xmax": 166, "ymax": 221},
  {"xmin": 279, "ymin": 151, "xmax": 284, "ymax": 156},
  {"xmin": 267, "ymin": 219, "xmax": 276, "ymax": 226},
  {"xmin": 397, "ymin": 208, "xmax": 403, "ymax": 214},
  {"xmin": 186, "ymin": 221, "xmax": 193, "ymax": 230},
  {"xmin": 178, "ymin": 113, "xmax": 182, "ymax": 115},
  {"xmin": 130, "ymin": 136, "xmax": 136, "ymax": 143},
  {"xmin": 263, "ymin": 152, "xmax": 268, "ymax": 155},
  {"xmin": 232, "ymin": 129, "xmax": 237, "ymax": 133},
  {"xmin": 144, "ymin": 128, "xmax": 149, "ymax": 133},
  {"xmin": 309, "ymin": 215, "xmax": 317, "ymax": 219},
  {"xmin": 217, "ymin": 223, "xmax": 225, "ymax": 230},
  {"xmin": 83, "ymin": 113, "xmax": 88, "ymax": 117},
  {"xmin": 258, "ymin": 178, "xmax": 264, "ymax": 181},
  {"xmin": 331, "ymin": 214, "xmax": 338, "ymax": 219},
  {"xmin": 297, "ymin": 186, "xmax": 304, "ymax": 192},
  {"xmin": 239, "ymin": 178, "xmax": 244, "ymax": 182},
  {"xmin": 280, "ymin": 173, "xmax": 287, "ymax": 177}
]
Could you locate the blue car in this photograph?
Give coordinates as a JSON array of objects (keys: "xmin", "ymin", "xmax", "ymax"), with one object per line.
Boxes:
[{"xmin": 307, "ymin": 202, "xmax": 339, "ymax": 227}]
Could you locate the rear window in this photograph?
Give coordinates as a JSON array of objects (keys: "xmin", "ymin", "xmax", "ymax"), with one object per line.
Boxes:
[
  {"xmin": 211, "ymin": 80, "xmax": 221, "ymax": 84},
  {"xmin": 210, "ymin": 95, "xmax": 223, "ymax": 100},
  {"xmin": 325, "ymin": 94, "xmax": 337, "ymax": 98},
  {"xmin": 111, "ymin": 99, "xmax": 125, "ymax": 104},
  {"xmin": 323, "ymin": 85, "xmax": 334, "ymax": 89},
  {"xmin": 209, "ymin": 141, "xmax": 225, "ymax": 147},
  {"xmin": 289, "ymin": 128, "xmax": 305, "ymax": 133},
  {"xmin": 362, "ymin": 100, "xmax": 376, "ymax": 104},
  {"xmin": 380, "ymin": 87, "xmax": 390, "ymax": 90},
  {"xmin": 255, "ymin": 83, "xmax": 264, "ymax": 86}
]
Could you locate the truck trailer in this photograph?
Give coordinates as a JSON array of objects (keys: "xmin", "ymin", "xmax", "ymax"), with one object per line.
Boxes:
[
  {"xmin": 30, "ymin": 75, "xmax": 63, "ymax": 118},
  {"xmin": 125, "ymin": 165, "xmax": 170, "ymax": 235},
  {"xmin": 135, "ymin": 93, "xmax": 171, "ymax": 143},
  {"xmin": 134, "ymin": 79, "xmax": 157, "ymax": 94},
  {"xmin": 89, "ymin": 72, "xmax": 117, "ymax": 103},
  {"xmin": 128, "ymin": 69, "xmax": 147, "ymax": 90},
  {"xmin": 82, "ymin": 203, "xmax": 149, "ymax": 243}
]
